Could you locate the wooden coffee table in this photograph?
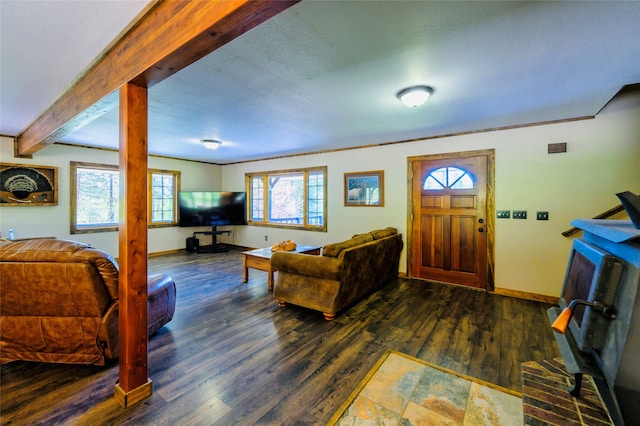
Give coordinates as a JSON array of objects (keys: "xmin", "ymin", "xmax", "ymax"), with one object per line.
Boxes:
[{"xmin": 242, "ymin": 245, "xmax": 321, "ymax": 291}]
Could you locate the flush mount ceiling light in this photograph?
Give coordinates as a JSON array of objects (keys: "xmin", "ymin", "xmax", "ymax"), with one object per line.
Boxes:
[
  {"xmin": 201, "ymin": 139, "xmax": 222, "ymax": 150},
  {"xmin": 397, "ymin": 85, "xmax": 434, "ymax": 108}
]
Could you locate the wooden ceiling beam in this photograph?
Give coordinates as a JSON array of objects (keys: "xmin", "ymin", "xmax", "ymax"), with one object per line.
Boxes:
[{"xmin": 14, "ymin": 0, "xmax": 300, "ymax": 157}]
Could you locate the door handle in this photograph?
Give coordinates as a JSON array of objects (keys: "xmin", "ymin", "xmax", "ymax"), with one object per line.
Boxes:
[{"xmin": 478, "ymin": 227, "xmax": 484, "ymax": 232}]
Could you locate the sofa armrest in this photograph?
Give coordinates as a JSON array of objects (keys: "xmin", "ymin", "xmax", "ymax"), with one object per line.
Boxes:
[
  {"xmin": 147, "ymin": 274, "xmax": 177, "ymax": 336},
  {"xmin": 271, "ymin": 251, "xmax": 343, "ymax": 281},
  {"xmin": 97, "ymin": 302, "xmax": 119, "ymax": 360}
]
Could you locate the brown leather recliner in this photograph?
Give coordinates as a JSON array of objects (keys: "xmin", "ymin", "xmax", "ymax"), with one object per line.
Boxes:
[{"xmin": 0, "ymin": 238, "xmax": 176, "ymax": 365}]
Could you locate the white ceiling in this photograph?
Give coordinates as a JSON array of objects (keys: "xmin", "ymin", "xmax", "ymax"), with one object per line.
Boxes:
[{"xmin": 1, "ymin": 1, "xmax": 639, "ymax": 164}]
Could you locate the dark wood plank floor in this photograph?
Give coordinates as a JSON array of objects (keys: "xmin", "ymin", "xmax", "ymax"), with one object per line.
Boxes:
[{"xmin": 1, "ymin": 248, "xmax": 559, "ymax": 425}]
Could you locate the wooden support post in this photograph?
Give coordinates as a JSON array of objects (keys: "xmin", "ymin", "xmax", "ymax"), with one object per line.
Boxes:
[{"xmin": 114, "ymin": 82, "xmax": 151, "ymax": 408}]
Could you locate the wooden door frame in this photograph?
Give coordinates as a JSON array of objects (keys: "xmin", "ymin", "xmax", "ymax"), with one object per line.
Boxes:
[{"xmin": 407, "ymin": 149, "xmax": 495, "ymax": 291}]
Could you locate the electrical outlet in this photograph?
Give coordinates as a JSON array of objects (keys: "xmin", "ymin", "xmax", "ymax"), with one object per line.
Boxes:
[
  {"xmin": 536, "ymin": 211, "xmax": 549, "ymax": 221},
  {"xmin": 513, "ymin": 210, "xmax": 527, "ymax": 219},
  {"xmin": 496, "ymin": 210, "xmax": 510, "ymax": 219},
  {"xmin": 265, "ymin": 235, "xmax": 268, "ymax": 241}
]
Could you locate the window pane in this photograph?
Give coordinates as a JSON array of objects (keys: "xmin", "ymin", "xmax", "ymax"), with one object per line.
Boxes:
[
  {"xmin": 269, "ymin": 174, "xmax": 303, "ymax": 224},
  {"xmin": 450, "ymin": 174, "xmax": 474, "ymax": 189},
  {"xmin": 431, "ymin": 168, "xmax": 447, "ymax": 186},
  {"xmin": 150, "ymin": 171, "xmax": 176, "ymax": 224},
  {"xmin": 76, "ymin": 167, "xmax": 119, "ymax": 226},
  {"xmin": 251, "ymin": 176, "xmax": 264, "ymax": 221},
  {"xmin": 447, "ymin": 168, "xmax": 465, "ymax": 185},
  {"xmin": 424, "ymin": 175, "xmax": 445, "ymax": 190},
  {"xmin": 423, "ymin": 166, "xmax": 474, "ymax": 190},
  {"xmin": 307, "ymin": 170, "xmax": 324, "ymax": 226}
]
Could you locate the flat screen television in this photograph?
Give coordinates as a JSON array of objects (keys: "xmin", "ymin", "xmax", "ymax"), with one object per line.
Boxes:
[
  {"xmin": 558, "ymin": 238, "xmax": 624, "ymax": 352},
  {"xmin": 178, "ymin": 191, "xmax": 247, "ymax": 227}
]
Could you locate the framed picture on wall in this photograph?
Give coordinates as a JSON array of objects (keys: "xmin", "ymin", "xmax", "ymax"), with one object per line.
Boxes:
[
  {"xmin": 344, "ymin": 170, "xmax": 384, "ymax": 206},
  {"xmin": 0, "ymin": 163, "xmax": 58, "ymax": 206}
]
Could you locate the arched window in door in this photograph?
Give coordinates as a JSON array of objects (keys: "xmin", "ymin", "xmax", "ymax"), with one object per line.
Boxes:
[{"xmin": 423, "ymin": 166, "xmax": 474, "ymax": 190}]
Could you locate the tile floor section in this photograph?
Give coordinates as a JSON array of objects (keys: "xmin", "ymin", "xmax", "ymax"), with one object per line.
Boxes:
[
  {"xmin": 521, "ymin": 358, "xmax": 614, "ymax": 425},
  {"xmin": 331, "ymin": 351, "xmax": 523, "ymax": 425}
]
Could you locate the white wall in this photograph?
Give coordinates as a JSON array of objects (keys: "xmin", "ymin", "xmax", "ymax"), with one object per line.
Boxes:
[
  {"xmin": 221, "ymin": 91, "xmax": 640, "ymax": 297},
  {"xmin": 0, "ymin": 141, "xmax": 222, "ymax": 256},
  {"xmin": 1, "ymin": 92, "xmax": 638, "ymax": 297}
]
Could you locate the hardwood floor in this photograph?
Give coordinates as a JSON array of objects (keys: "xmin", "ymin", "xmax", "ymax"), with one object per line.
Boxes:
[{"xmin": 1, "ymin": 248, "xmax": 560, "ymax": 425}]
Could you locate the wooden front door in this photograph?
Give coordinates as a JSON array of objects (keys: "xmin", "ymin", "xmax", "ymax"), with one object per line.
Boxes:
[{"xmin": 410, "ymin": 153, "xmax": 489, "ymax": 289}]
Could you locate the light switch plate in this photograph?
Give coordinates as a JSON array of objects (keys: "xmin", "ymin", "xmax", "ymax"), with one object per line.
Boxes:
[
  {"xmin": 513, "ymin": 210, "xmax": 527, "ymax": 219},
  {"xmin": 537, "ymin": 211, "xmax": 549, "ymax": 220},
  {"xmin": 496, "ymin": 210, "xmax": 510, "ymax": 219}
]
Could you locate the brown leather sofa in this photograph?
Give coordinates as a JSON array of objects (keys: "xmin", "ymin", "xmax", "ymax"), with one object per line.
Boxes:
[
  {"xmin": 0, "ymin": 238, "xmax": 176, "ymax": 365},
  {"xmin": 271, "ymin": 227, "xmax": 403, "ymax": 320}
]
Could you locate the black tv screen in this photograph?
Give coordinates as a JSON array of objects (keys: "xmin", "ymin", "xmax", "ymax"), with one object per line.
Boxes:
[{"xmin": 178, "ymin": 191, "xmax": 247, "ymax": 227}]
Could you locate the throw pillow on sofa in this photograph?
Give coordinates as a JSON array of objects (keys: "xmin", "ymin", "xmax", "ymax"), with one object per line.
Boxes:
[
  {"xmin": 351, "ymin": 227, "xmax": 397, "ymax": 240},
  {"xmin": 322, "ymin": 233, "xmax": 373, "ymax": 257},
  {"xmin": 370, "ymin": 227, "xmax": 397, "ymax": 240}
]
